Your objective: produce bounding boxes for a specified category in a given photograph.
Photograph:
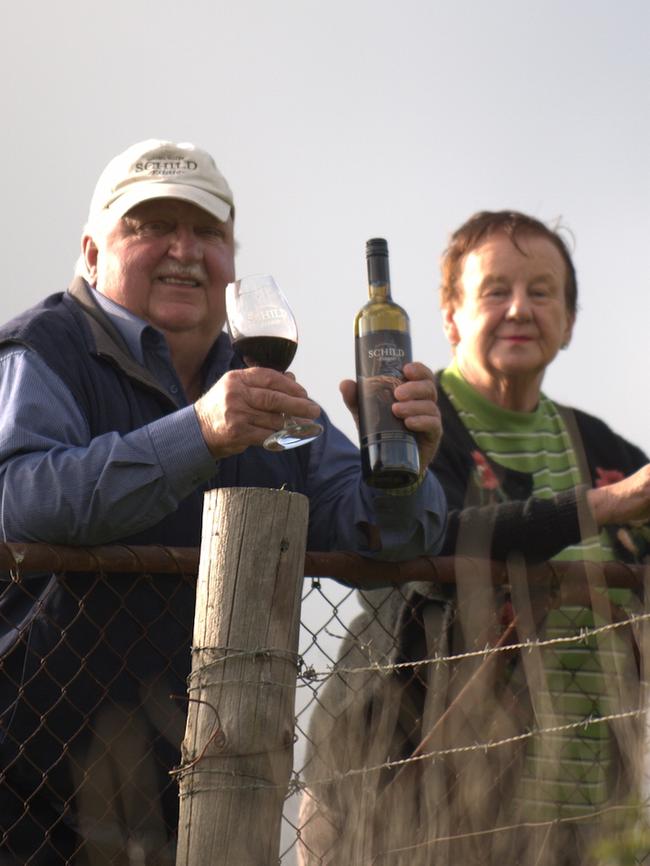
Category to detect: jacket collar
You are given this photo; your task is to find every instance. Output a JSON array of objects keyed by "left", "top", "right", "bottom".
[{"left": 67, "top": 277, "right": 172, "bottom": 401}]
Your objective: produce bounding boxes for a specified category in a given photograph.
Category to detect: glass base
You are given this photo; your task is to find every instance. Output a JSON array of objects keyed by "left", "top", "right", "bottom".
[{"left": 263, "top": 419, "right": 324, "bottom": 451}]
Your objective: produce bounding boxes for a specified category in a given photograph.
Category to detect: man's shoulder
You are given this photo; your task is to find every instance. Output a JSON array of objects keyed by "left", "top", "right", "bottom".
[
  {"left": 0, "top": 290, "right": 85, "bottom": 345},
  {"left": 0, "top": 289, "right": 100, "bottom": 404}
]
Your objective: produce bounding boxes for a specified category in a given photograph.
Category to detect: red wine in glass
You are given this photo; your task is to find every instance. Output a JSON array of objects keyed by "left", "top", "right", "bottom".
[
  {"left": 232, "top": 336, "right": 297, "bottom": 373},
  {"left": 226, "top": 274, "right": 323, "bottom": 451}
]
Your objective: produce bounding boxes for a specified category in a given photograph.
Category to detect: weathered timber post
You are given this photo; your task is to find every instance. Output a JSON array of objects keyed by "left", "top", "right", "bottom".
[{"left": 175, "top": 487, "right": 309, "bottom": 866}]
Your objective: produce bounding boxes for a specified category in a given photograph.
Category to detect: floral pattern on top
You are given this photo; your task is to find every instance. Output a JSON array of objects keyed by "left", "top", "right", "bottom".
[
  {"left": 470, "top": 450, "right": 507, "bottom": 504},
  {"left": 595, "top": 466, "right": 625, "bottom": 488}
]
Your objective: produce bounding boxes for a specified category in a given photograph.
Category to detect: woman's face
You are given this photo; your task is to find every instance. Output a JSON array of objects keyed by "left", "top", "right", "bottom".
[{"left": 443, "top": 231, "right": 575, "bottom": 404}]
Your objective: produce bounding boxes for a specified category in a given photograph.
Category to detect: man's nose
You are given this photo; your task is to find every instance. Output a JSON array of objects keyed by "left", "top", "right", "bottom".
[{"left": 167, "top": 226, "right": 202, "bottom": 261}]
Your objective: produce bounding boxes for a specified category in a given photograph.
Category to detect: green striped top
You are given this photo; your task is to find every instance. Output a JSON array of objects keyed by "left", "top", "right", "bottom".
[
  {"left": 441, "top": 360, "right": 614, "bottom": 562},
  {"left": 441, "top": 361, "right": 633, "bottom": 820}
]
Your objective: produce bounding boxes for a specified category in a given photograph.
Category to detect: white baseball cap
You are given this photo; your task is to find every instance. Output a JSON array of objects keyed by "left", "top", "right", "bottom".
[{"left": 87, "top": 139, "right": 234, "bottom": 225}]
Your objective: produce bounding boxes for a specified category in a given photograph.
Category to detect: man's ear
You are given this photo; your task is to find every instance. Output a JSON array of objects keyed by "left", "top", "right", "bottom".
[
  {"left": 81, "top": 235, "right": 99, "bottom": 286},
  {"left": 442, "top": 306, "right": 460, "bottom": 346}
]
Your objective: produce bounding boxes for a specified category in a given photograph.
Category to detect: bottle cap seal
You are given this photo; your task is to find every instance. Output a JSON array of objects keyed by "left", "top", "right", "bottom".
[{"left": 366, "top": 238, "right": 388, "bottom": 258}]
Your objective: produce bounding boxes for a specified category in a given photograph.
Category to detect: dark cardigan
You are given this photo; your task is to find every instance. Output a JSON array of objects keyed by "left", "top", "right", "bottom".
[{"left": 432, "top": 373, "right": 649, "bottom": 564}]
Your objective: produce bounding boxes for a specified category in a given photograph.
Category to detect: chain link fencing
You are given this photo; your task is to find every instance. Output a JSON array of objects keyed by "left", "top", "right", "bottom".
[
  {"left": 292, "top": 557, "right": 650, "bottom": 866},
  {"left": 0, "top": 543, "right": 648, "bottom": 865}
]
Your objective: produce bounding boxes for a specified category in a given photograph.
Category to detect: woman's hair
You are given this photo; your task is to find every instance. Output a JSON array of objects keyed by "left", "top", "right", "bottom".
[{"left": 439, "top": 210, "right": 578, "bottom": 316}]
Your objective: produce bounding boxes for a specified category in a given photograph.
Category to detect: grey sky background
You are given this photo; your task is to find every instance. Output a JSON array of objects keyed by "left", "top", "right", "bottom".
[
  {"left": 1, "top": 0, "right": 647, "bottom": 454},
  {"left": 1, "top": 4, "right": 647, "bottom": 858}
]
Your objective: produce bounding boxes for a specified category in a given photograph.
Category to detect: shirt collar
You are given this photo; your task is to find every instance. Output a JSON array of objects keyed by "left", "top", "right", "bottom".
[
  {"left": 91, "top": 288, "right": 151, "bottom": 365},
  {"left": 88, "top": 283, "right": 236, "bottom": 383}
]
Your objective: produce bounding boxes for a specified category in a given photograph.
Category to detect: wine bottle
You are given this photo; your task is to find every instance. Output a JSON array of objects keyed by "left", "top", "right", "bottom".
[{"left": 355, "top": 238, "right": 420, "bottom": 488}]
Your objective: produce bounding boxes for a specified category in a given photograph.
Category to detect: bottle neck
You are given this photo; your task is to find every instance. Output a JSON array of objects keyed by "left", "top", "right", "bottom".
[{"left": 367, "top": 254, "right": 392, "bottom": 300}]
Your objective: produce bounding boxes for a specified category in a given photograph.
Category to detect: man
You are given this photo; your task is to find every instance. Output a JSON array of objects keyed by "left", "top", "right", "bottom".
[{"left": 0, "top": 140, "right": 446, "bottom": 864}]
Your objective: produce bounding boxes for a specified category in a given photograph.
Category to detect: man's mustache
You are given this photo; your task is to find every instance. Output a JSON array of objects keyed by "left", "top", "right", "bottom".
[{"left": 153, "top": 263, "right": 208, "bottom": 283}]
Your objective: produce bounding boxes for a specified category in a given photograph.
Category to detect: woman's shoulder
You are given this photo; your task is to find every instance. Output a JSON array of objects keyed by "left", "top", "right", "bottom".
[
  {"left": 434, "top": 369, "right": 474, "bottom": 449},
  {"left": 555, "top": 401, "right": 648, "bottom": 472}
]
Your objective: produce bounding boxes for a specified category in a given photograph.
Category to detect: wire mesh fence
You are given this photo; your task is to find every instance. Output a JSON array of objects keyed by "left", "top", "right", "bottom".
[
  {"left": 293, "top": 559, "right": 650, "bottom": 866},
  {"left": 0, "top": 543, "right": 199, "bottom": 866},
  {"left": 0, "top": 543, "right": 648, "bottom": 865}
]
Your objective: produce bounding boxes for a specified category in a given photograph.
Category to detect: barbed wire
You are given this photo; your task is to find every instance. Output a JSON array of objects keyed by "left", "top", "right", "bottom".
[
  {"left": 175, "top": 647, "right": 645, "bottom": 796},
  {"left": 297, "top": 608, "right": 650, "bottom": 683},
  {"left": 328, "top": 708, "right": 644, "bottom": 778},
  {"left": 173, "top": 705, "right": 647, "bottom": 798}
]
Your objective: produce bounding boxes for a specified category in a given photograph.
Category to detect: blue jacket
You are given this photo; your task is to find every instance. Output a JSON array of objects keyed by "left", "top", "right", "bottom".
[{"left": 0, "top": 281, "right": 445, "bottom": 855}]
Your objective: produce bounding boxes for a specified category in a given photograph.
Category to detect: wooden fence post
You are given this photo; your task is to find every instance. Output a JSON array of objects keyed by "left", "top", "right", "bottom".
[{"left": 175, "top": 486, "right": 309, "bottom": 866}]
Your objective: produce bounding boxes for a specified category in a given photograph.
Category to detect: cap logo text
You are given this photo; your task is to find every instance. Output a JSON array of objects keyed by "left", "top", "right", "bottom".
[{"left": 134, "top": 159, "right": 198, "bottom": 176}]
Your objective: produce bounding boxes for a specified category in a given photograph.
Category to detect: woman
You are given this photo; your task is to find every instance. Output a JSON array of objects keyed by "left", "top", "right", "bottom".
[
  {"left": 424, "top": 210, "right": 650, "bottom": 864},
  {"left": 434, "top": 210, "right": 649, "bottom": 567},
  {"left": 299, "top": 212, "right": 650, "bottom": 866}
]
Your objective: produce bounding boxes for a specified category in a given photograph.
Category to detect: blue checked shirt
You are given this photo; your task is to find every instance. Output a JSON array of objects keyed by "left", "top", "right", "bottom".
[{"left": 0, "top": 287, "right": 446, "bottom": 557}]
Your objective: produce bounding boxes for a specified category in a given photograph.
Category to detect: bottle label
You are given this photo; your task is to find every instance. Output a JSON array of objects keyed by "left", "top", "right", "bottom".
[{"left": 356, "top": 330, "right": 412, "bottom": 440}]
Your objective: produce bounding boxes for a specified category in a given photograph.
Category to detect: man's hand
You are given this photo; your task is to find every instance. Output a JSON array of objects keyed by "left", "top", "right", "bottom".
[
  {"left": 340, "top": 361, "right": 442, "bottom": 470},
  {"left": 195, "top": 368, "right": 321, "bottom": 459},
  {"left": 587, "top": 464, "right": 650, "bottom": 527}
]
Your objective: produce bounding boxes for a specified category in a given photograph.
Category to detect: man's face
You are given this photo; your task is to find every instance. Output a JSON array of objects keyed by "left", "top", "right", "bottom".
[
  {"left": 443, "top": 231, "right": 574, "bottom": 399},
  {"left": 83, "top": 198, "right": 236, "bottom": 343}
]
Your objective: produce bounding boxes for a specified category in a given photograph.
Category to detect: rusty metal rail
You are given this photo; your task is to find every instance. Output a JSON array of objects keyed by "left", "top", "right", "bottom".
[{"left": 0, "top": 542, "right": 646, "bottom": 592}]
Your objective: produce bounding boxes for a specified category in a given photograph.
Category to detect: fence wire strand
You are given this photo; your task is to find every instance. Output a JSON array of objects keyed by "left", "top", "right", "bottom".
[{"left": 1, "top": 544, "right": 649, "bottom": 866}]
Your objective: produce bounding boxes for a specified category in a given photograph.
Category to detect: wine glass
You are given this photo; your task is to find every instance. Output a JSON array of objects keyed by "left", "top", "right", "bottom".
[{"left": 226, "top": 274, "right": 323, "bottom": 451}]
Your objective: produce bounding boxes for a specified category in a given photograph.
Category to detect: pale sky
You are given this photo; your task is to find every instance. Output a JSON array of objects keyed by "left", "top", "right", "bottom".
[
  {"left": 1, "top": 3, "right": 648, "bottom": 859},
  {"left": 1, "top": 0, "right": 647, "bottom": 452}
]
